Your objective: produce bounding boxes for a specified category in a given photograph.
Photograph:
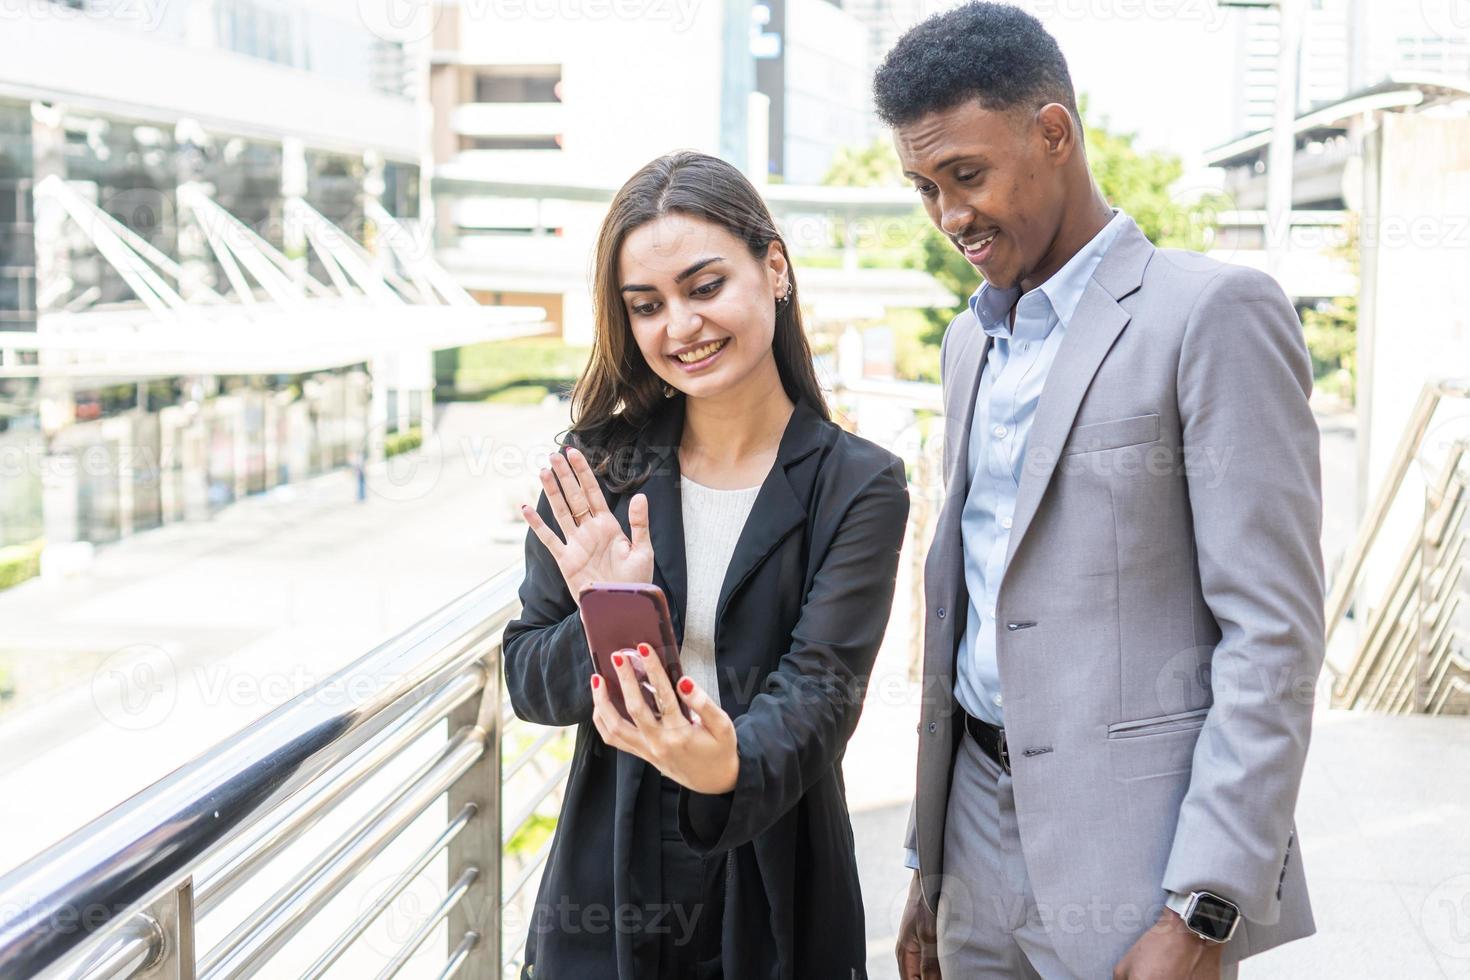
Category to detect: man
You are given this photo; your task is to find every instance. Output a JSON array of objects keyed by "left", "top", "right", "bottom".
[{"left": 876, "top": 5, "right": 1325, "bottom": 978}]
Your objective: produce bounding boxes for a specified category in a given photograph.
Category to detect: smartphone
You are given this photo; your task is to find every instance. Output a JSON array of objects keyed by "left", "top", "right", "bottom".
[{"left": 579, "top": 582, "right": 689, "bottom": 724}]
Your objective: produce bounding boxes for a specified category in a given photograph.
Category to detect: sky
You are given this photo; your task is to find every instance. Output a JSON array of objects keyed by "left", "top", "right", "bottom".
[{"left": 918, "top": 0, "right": 1243, "bottom": 178}]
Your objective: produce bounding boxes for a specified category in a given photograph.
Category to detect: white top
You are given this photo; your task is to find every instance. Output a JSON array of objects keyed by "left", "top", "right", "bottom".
[{"left": 679, "top": 475, "right": 763, "bottom": 709}]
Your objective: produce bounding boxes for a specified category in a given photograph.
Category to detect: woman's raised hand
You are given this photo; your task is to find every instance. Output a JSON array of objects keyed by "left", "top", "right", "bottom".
[{"left": 520, "top": 446, "right": 654, "bottom": 602}]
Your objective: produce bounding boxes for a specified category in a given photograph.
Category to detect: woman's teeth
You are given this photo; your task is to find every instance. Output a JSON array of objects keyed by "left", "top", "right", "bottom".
[{"left": 675, "top": 339, "right": 726, "bottom": 363}]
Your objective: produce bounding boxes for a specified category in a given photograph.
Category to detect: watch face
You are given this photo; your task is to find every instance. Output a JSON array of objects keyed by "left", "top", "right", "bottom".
[{"left": 1188, "top": 893, "right": 1240, "bottom": 943}]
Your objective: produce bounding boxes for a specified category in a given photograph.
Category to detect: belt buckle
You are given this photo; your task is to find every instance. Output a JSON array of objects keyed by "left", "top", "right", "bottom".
[{"left": 997, "top": 728, "right": 1011, "bottom": 774}]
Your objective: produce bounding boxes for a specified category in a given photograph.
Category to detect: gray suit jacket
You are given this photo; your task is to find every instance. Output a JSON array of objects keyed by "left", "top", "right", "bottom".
[{"left": 906, "top": 216, "right": 1324, "bottom": 975}]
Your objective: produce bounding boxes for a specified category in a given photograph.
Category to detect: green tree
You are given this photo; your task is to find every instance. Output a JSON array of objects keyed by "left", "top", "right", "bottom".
[
  {"left": 823, "top": 96, "right": 1227, "bottom": 345},
  {"left": 1301, "top": 219, "right": 1358, "bottom": 401}
]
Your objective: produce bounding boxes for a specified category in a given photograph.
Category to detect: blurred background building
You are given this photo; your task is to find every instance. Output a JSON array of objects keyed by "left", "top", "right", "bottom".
[
  {"left": 0, "top": 0, "right": 546, "bottom": 564},
  {"left": 0, "top": 1, "right": 1468, "bottom": 976}
]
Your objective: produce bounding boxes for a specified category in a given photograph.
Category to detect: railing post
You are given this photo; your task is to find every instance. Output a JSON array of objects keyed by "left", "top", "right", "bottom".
[
  {"left": 1416, "top": 481, "right": 1435, "bottom": 713},
  {"left": 448, "top": 648, "right": 504, "bottom": 978},
  {"left": 116, "top": 876, "right": 194, "bottom": 980}
]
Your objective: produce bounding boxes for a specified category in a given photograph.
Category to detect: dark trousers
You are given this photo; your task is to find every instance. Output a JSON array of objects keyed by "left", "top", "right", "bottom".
[{"left": 657, "top": 775, "right": 725, "bottom": 980}]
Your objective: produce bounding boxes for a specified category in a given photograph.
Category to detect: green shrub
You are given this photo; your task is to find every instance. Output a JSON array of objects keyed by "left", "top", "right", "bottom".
[
  {"left": 0, "top": 539, "right": 43, "bottom": 592},
  {"left": 435, "top": 338, "right": 591, "bottom": 402},
  {"left": 384, "top": 427, "right": 422, "bottom": 459}
]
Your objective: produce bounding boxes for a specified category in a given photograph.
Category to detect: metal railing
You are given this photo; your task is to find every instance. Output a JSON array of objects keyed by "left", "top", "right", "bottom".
[
  {"left": 0, "top": 566, "right": 570, "bottom": 979},
  {"left": 1328, "top": 378, "right": 1470, "bottom": 713}
]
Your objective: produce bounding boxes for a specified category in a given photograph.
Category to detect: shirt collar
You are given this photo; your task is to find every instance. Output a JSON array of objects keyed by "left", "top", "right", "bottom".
[{"left": 968, "top": 208, "right": 1130, "bottom": 338}]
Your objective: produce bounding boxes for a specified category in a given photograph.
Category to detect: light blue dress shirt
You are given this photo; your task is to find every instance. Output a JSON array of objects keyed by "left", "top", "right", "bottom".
[
  {"left": 954, "top": 208, "right": 1129, "bottom": 727},
  {"left": 904, "top": 212, "right": 1196, "bottom": 917},
  {"left": 903, "top": 210, "right": 1129, "bottom": 876}
]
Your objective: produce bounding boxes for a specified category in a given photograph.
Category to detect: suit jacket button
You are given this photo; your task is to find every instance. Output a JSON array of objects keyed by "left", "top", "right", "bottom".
[
  {"left": 937, "top": 607, "right": 946, "bottom": 619},
  {"left": 927, "top": 722, "right": 937, "bottom": 734}
]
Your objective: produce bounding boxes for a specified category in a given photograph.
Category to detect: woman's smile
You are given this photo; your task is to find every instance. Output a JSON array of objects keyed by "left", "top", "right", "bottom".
[{"left": 670, "top": 336, "right": 730, "bottom": 371}]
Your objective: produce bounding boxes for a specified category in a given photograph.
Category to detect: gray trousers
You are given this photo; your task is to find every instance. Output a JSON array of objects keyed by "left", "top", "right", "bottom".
[{"left": 937, "top": 732, "right": 1239, "bottom": 979}]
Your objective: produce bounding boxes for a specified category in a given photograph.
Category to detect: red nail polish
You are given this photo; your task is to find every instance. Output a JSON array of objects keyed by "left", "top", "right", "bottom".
[
  {"left": 591, "top": 674, "right": 601, "bottom": 689},
  {"left": 638, "top": 643, "right": 652, "bottom": 658},
  {"left": 612, "top": 653, "right": 624, "bottom": 668},
  {"left": 679, "top": 677, "right": 694, "bottom": 696}
]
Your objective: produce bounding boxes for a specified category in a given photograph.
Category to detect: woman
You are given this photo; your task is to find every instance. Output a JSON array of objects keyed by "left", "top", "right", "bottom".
[{"left": 503, "top": 150, "right": 909, "bottom": 980}]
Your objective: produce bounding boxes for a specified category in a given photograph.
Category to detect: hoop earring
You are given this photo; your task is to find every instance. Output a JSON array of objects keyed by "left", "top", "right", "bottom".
[
  {"left": 663, "top": 383, "right": 677, "bottom": 398},
  {"left": 775, "top": 280, "right": 793, "bottom": 311}
]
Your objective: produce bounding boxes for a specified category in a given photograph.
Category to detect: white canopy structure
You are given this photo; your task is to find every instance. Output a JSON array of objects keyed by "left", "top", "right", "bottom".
[{"left": 0, "top": 177, "right": 547, "bottom": 381}]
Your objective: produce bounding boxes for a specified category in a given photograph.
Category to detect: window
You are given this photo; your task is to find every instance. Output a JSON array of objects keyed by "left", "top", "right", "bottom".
[
  {"left": 471, "top": 66, "right": 562, "bottom": 104},
  {"left": 459, "top": 135, "right": 562, "bottom": 151}
]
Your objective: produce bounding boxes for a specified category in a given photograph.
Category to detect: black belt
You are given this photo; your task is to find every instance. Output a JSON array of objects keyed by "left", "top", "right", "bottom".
[{"left": 964, "top": 710, "right": 1011, "bottom": 774}]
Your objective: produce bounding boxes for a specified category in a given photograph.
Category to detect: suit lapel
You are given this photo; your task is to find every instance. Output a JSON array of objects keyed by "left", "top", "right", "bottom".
[
  {"left": 635, "top": 397, "right": 828, "bottom": 642},
  {"left": 715, "top": 399, "right": 824, "bottom": 622},
  {"left": 942, "top": 323, "right": 990, "bottom": 513},
  {"left": 636, "top": 400, "right": 689, "bottom": 644},
  {"left": 1000, "top": 218, "right": 1154, "bottom": 572}
]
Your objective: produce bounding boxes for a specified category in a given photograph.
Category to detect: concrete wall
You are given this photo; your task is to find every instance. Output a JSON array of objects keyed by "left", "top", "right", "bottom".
[{"left": 1356, "top": 111, "right": 1470, "bottom": 596}]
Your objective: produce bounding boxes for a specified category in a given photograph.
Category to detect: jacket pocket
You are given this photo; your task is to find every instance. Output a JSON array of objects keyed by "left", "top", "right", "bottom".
[
  {"left": 1106, "top": 706, "right": 1210, "bottom": 739},
  {"left": 1062, "top": 412, "right": 1160, "bottom": 455}
]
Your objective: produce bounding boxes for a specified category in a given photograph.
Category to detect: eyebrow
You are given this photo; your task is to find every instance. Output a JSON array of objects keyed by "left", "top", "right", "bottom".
[
  {"left": 620, "top": 256, "right": 724, "bottom": 293},
  {"left": 902, "top": 154, "right": 985, "bottom": 180}
]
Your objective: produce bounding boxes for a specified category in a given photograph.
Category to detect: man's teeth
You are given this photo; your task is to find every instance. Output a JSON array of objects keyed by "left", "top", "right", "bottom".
[
  {"left": 964, "top": 233, "right": 996, "bottom": 251},
  {"left": 676, "top": 340, "right": 725, "bottom": 363}
]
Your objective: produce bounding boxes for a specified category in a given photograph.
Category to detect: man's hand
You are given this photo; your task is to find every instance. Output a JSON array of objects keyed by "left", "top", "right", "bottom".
[
  {"left": 1113, "top": 909, "right": 1223, "bottom": 980},
  {"left": 895, "top": 871, "right": 941, "bottom": 980}
]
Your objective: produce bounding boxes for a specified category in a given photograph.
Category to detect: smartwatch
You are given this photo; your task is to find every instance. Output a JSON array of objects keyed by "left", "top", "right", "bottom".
[{"left": 1180, "top": 891, "right": 1241, "bottom": 944}]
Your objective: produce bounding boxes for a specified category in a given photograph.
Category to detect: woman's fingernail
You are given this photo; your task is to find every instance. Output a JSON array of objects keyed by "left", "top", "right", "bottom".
[
  {"left": 591, "top": 674, "right": 601, "bottom": 690},
  {"left": 612, "top": 653, "right": 624, "bottom": 668},
  {"left": 637, "top": 643, "right": 652, "bottom": 658},
  {"left": 679, "top": 677, "right": 694, "bottom": 696}
]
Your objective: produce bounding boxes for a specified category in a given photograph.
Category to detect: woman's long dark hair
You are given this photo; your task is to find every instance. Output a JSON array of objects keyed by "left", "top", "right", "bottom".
[{"left": 565, "top": 150, "right": 829, "bottom": 492}]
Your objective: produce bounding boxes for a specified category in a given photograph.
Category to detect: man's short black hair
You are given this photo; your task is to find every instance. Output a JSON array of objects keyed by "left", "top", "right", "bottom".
[{"left": 873, "top": 2, "right": 1078, "bottom": 129}]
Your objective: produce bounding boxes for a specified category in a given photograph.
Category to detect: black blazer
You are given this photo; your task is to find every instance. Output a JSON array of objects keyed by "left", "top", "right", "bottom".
[{"left": 504, "top": 396, "right": 909, "bottom": 980}]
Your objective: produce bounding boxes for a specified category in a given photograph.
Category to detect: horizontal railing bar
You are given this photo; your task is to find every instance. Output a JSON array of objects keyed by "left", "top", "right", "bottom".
[
  {"left": 502, "top": 727, "right": 564, "bottom": 784},
  {"left": 502, "top": 837, "right": 556, "bottom": 907},
  {"left": 197, "top": 666, "right": 485, "bottom": 916},
  {"left": 437, "top": 930, "right": 479, "bottom": 980},
  {"left": 199, "top": 728, "right": 487, "bottom": 979},
  {"left": 503, "top": 760, "right": 574, "bottom": 842},
  {"left": 505, "top": 930, "right": 530, "bottom": 975},
  {"left": 64, "top": 915, "right": 159, "bottom": 980},
  {"left": 1430, "top": 674, "right": 1470, "bottom": 714},
  {"left": 375, "top": 867, "right": 478, "bottom": 980},
  {"left": 301, "top": 803, "right": 478, "bottom": 980},
  {"left": 0, "top": 567, "right": 522, "bottom": 978},
  {"left": 1324, "top": 379, "right": 1470, "bottom": 674}
]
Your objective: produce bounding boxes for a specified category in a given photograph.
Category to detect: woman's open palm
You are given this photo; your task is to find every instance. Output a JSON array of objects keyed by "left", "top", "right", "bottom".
[{"left": 520, "top": 446, "right": 654, "bottom": 601}]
